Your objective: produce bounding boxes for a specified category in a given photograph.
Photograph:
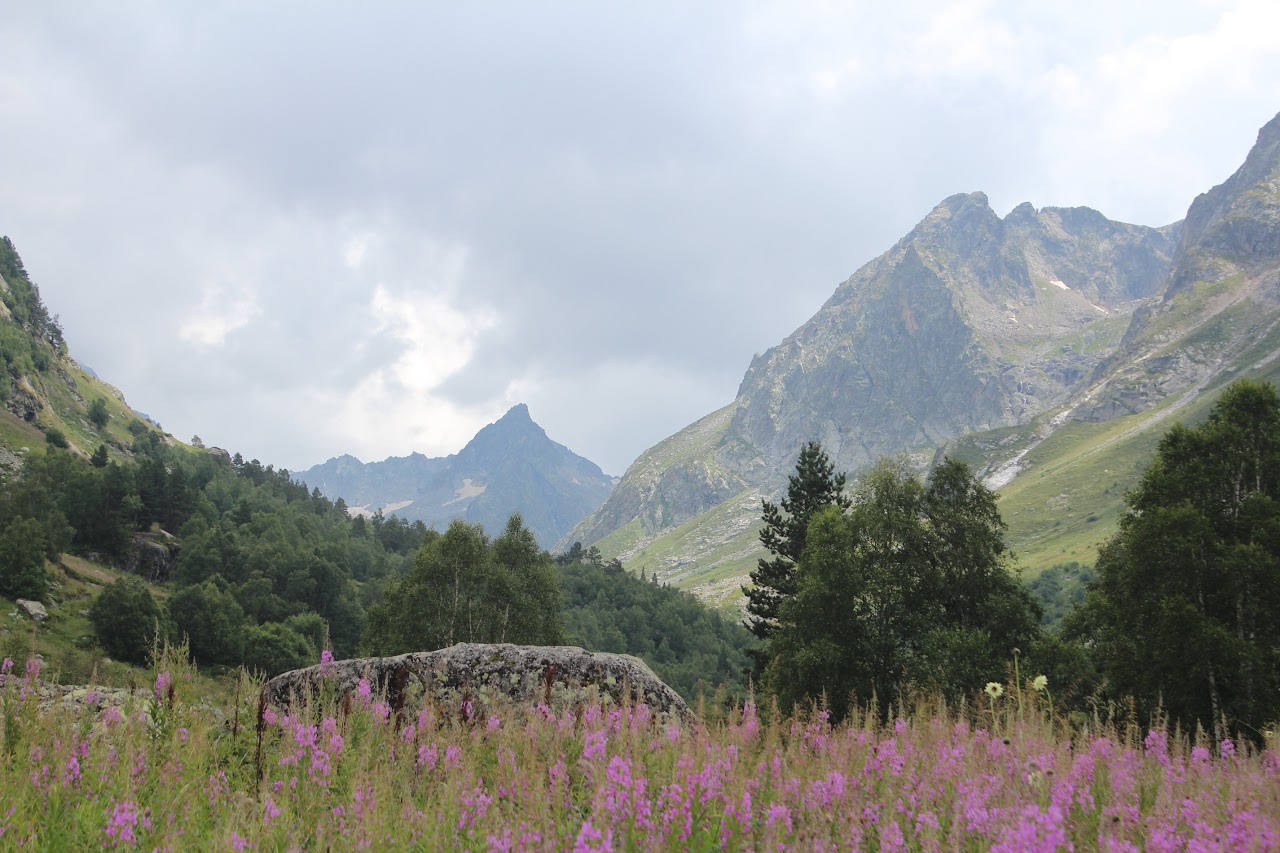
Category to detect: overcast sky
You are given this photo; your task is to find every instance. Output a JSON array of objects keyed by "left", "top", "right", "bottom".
[{"left": 2, "top": 2, "right": 1279, "bottom": 476}]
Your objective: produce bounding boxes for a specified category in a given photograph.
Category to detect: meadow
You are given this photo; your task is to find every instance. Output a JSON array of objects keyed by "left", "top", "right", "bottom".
[{"left": 1, "top": 649, "right": 1277, "bottom": 851}]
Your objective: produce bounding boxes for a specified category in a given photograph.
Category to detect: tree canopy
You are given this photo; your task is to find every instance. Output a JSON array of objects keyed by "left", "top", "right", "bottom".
[
  {"left": 363, "top": 515, "right": 564, "bottom": 656},
  {"left": 1069, "top": 379, "right": 1280, "bottom": 739},
  {"left": 766, "top": 456, "right": 1040, "bottom": 720}
]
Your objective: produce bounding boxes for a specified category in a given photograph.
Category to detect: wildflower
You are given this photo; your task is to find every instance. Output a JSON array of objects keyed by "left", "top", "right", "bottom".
[
  {"left": 985, "top": 682, "right": 1004, "bottom": 699},
  {"left": 1032, "top": 675, "right": 1048, "bottom": 692},
  {"left": 154, "top": 671, "right": 172, "bottom": 702},
  {"left": 105, "top": 800, "right": 152, "bottom": 847}
]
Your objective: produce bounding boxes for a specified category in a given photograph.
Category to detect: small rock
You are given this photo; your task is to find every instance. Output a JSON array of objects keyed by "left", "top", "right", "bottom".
[{"left": 16, "top": 600, "right": 48, "bottom": 622}]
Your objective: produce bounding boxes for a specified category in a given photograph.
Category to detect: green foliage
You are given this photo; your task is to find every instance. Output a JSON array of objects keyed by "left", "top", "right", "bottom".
[
  {"left": 86, "top": 397, "right": 109, "bottom": 430},
  {"left": 1026, "top": 562, "right": 1094, "bottom": 629},
  {"left": 767, "top": 456, "right": 1041, "bottom": 720},
  {"left": 559, "top": 558, "right": 758, "bottom": 702},
  {"left": 744, "top": 441, "right": 851, "bottom": 642},
  {"left": 44, "top": 427, "right": 68, "bottom": 449},
  {"left": 0, "top": 517, "right": 48, "bottom": 599},
  {"left": 363, "top": 515, "right": 564, "bottom": 656},
  {"left": 89, "top": 576, "right": 167, "bottom": 665},
  {"left": 1069, "top": 379, "right": 1280, "bottom": 738},
  {"left": 0, "top": 236, "right": 63, "bottom": 365},
  {"left": 90, "top": 444, "right": 110, "bottom": 468},
  {"left": 242, "top": 622, "right": 316, "bottom": 677},
  {"left": 169, "top": 577, "right": 249, "bottom": 666}
]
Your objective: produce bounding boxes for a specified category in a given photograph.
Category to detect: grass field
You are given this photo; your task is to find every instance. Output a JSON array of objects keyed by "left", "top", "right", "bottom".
[{"left": 1, "top": 647, "right": 1276, "bottom": 850}]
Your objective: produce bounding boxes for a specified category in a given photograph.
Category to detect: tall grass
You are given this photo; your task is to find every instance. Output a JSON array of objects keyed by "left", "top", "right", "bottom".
[{"left": 1, "top": 647, "right": 1276, "bottom": 850}]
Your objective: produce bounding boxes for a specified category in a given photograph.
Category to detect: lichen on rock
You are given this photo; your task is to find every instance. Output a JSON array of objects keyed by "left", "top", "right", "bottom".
[{"left": 261, "top": 642, "right": 696, "bottom": 725}]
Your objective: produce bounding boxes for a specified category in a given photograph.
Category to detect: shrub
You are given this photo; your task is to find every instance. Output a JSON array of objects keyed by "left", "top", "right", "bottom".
[
  {"left": 0, "top": 517, "right": 48, "bottom": 599},
  {"left": 89, "top": 575, "right": 168, "bottom": 665}
]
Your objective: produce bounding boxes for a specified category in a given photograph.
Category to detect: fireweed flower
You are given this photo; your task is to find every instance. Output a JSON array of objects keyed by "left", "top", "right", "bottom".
[{"left": 985, "top": 682, "right": 1004, "bottom": 699}]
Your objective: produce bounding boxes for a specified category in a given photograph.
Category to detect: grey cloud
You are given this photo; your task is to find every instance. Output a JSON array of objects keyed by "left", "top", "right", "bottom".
[{"left": 2, "top": 3, "right": 1278, "bottom": 476}]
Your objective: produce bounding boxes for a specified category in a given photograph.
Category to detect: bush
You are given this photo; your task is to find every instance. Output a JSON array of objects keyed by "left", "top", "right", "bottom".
[
  {"left": 89, "top": 576, "right": 168, "bottom": 665},
  {"left": 44, "top": 427, "right": 69, "bottom": 449},
  {"left": 242, "top": 623, "right": 316, "bottom": 677},
  {"left": 87, "top": 397, "right": 109, "bottom": 430}
]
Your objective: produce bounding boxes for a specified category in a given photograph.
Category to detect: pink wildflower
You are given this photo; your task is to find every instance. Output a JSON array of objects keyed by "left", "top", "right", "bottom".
[
  {"left": 104, "top": 800, "right": 151, "bottom": 848},
  {"left": 153, "top": 671, "right": 172, "bottom": 702},
  {"left": 573, "top": 819, "right": 613, "bottom": 853}
]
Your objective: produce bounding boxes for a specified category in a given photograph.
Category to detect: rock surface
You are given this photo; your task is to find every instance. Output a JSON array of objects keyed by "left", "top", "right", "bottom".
[
  {"left": 262, "top": 643, "right": 694, "bottom": 724},
  {"left": 16, "top": 599, "right": 47, "bottom": 621}
]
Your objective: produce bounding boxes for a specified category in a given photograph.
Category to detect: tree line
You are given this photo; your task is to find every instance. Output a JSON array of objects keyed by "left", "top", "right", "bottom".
[{"left": 745, "top": 379, "right": 1280, "bottom": 741}]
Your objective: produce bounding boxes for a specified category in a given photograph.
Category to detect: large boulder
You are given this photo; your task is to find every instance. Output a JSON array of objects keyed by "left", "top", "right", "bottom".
[
  {"left": 122, "top": 533, "right": 179, "bottom": 582},
  {"left": 16, "top": 599, "right": 48, "bottom": 622},
  {"left": 261, "top": 643, "right": 695, "bottom": 724}
]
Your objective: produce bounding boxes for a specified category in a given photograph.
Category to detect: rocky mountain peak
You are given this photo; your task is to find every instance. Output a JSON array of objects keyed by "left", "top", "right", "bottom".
[
  {"left": 295, "top": 405, "right": 613, "bottom": 548},
  {"left": 1167, "top": 110, "right": 1280, "bottom": 295}
]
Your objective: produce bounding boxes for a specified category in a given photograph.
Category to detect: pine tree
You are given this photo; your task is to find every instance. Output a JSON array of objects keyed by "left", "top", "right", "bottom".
[{"left": 744, "top": 441, "right": 851, "bottom": 642}]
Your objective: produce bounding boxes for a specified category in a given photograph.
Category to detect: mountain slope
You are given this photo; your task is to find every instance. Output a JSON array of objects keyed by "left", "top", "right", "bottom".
[
  {"left": 563, "top": 193, "right": 1177, "bottom": 600},
  {"left": 294, "top": 405, "right": 615, "bottom": 549},
  {"left": 961, "top": 109, "right": 1280, "bottom": 570}
]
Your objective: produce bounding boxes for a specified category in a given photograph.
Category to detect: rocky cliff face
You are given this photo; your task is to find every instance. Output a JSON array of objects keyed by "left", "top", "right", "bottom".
[
  {"left": 1073, "top": 111, "right": 1280, "bottom": 423},
  {"left": 295, "top": 405, "right": 615, "bottom": 549},
  {"left": 565, "top": 191, "right": 1177, "bottom": 560}
]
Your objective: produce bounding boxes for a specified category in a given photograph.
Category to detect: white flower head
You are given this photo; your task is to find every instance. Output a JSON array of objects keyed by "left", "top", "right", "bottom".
[
  {"left": 1032, "top": 675, "right": 1049, "bottom": 692},
  {"left": 984, "top": 682, "right": 1004, "bottom": 699}
]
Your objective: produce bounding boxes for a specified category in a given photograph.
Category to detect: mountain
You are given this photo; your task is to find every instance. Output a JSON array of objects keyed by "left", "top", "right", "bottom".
[
  {"left": 293, "top": 404, "right": 616, "bottom": 549},
  {"left": 957, "top": 109, "right": 1280, "bottom": 572},
  {"left": 565, "top": 111, "right": 1280, "bottom": 609},
  {"left": 0, "top": 237, "right": 166, "bottom": 473}
]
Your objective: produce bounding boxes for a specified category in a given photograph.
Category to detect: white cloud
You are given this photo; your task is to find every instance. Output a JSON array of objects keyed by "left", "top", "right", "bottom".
[{"left": 178, "top": 282, "right": 261, "bottom": 346}]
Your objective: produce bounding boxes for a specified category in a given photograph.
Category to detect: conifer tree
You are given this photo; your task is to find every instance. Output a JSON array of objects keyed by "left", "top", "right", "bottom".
[{"left": 744, "top": 441, "right": 850, "bottom": 642}]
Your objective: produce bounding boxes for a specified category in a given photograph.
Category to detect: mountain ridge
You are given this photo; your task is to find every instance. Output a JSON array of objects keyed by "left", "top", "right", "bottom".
[
  {"left": 294, "top": 404, "right": 615, "bottom": 549},
  {"left": 564, "top": 110, "right": 1280, "bottom": 610}
]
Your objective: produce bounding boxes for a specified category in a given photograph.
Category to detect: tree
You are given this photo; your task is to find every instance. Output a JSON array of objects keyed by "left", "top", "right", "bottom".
[
  {"left": 0, "top": 518, "right": 49, "bottom": 599},
  {"left": 90, "top": 444, "right": 110, "bottom": 469},
  {"left": 490, "top": 514, "right": 565, "bottom": 645},
  {"left": 363, "top": 516, "right": 565, "bottom": 655},
  {"left": 767, "top": 457, "right": 1039, "bottom": 720},
  {"left": 90, "top": 576, "right": 167, "bottom": 665},
  {"left": 87, "top": 397, "right": 109, "bottom": 430},
  {"left": 744, "top": 441, "right": 851, "bottom": 642},
  {"left": 169, "top": 577, "right": 250, "bottom": 666},
  {"left": 1069, "top": 379, "right": 1280, "bottom": 739}
]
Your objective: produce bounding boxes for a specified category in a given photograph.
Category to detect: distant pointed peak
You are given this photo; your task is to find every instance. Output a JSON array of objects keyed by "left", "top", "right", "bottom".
[{"left": 500, "top": 403, "right": 532, "bottom": 421}]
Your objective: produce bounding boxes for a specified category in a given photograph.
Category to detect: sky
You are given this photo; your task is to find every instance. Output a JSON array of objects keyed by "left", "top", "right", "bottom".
[{"left": 2, "top": 2, "right": 1279, "bottom": 477}]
